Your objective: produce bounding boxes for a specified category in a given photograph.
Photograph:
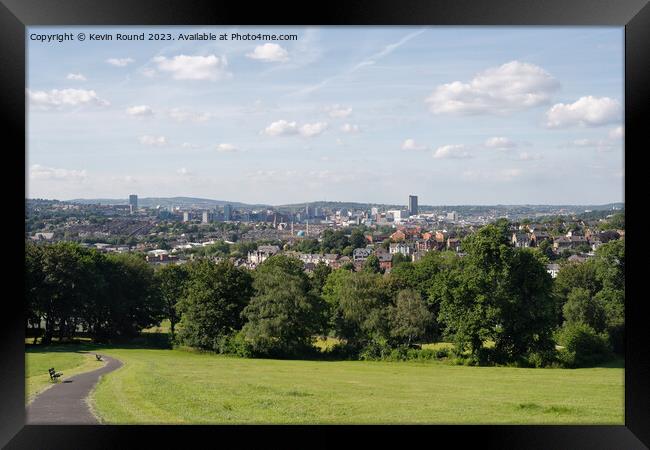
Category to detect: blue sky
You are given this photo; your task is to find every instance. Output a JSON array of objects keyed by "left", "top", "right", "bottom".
[{"left": 27, "top": 26, "right": 624, "bottom": 205}]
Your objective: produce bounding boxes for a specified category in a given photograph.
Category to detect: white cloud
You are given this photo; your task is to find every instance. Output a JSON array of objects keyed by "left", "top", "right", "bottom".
[
  {"left": 176, "top": 167, "right": 192, "bottom": 176},
  {"left": 66, "top": 73, "right": 86, "bottom": 81},
  {"left": 263, "top": 120, "right": 299, "bottom": 136},
  {"left": 246, "top": 43, "right": 289, "bottom": 62},
  {"left": 29, "top": 164, "right": 87, "bottom": 181},
  {"left": 168, "top": 108, "right": 210, "bottom": 122},
  {"left": 426, "top": 61, "right": 560, "bottom": 115},
  {"left": 27, "top": 88, "right": 109, "bottom": 109},
  {"left": 300, "top": 122, "right": 328, "bottom": 137},
  {"left": 432, "top": 144, "right": 471, "bottom": 159},
  {"left": 126, "top": 105, "right": 154, "bottom": 117},
  {"left": 216, "top": 143, "right": 238, "bottom": 153},
  {"left": 545, "top": 96, "right": 622, "bottom": 128},
  {"left": 181, "top": 142, "right": 201, "bottom": 149},
  {"left": 262, "top": 120, "right": 328, "bottom": 137},
  {"left": 485, "top": 137, "right": 517, "bottom": 149},
  {"left": 340, "top": 123, "right": 360, "bottom": 133},
  {"left": 152, "top": 54, "right": 229, "bottom": 81},
  {"left": 609, "top": 126, "right": 624, "bottom": 139},
  {"left": 106, "top": 57, "right": 135, "bottom": 67},
  {"left": 138, "top": 135, "right": 167, "bottom": 146},
  {"left": 327, "top": 105, "right": 352, "bottom": 118},
  {"left": 401, "top": 138, "right": 427, "bottom": 151}
]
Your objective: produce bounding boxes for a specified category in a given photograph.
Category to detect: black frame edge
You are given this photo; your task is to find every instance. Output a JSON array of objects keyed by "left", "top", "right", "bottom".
[{"left": 1, "top": 0, "right": 648, "bottom": 448}]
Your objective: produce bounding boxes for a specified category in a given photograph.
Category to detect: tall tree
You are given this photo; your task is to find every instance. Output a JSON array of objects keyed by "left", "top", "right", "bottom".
[
  {"left": 155, "top": 264, "right": 189, "bottom": 337},
  {"left": 241, "top": 255, "right": 325, "bottom": 356},
  {"left": 310, "top": 261, "right": 332, "bottom": 294},
  {"left": 363, "top": 254, "right": 382, "bottom": 274},
  {"left": 329, "top": 271, "right": 391, "bottom": 349},
  {"left": 495, "top": 248, "right": 557, "bottom": 360},
  {"left": 389, "top": 289, "right": 433, "bottom": 347},
  {"left": 177, "top": 259, "right": 253, "bottom": 350},
  {"left": 350, "top": 228, "right": 367, "bottom": 249}
]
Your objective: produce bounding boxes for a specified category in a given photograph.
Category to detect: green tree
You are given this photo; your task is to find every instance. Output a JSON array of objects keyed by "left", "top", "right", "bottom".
[
  {"left": 495, "top": 249, "right": 557, "bottom": 360},
  {"left": 177, "top": 260, "right": 253, "bottom": 350},
  {"left": 391, "top": 253, "right": 410, "bottom": 267},
  {"left": 562, "top": 287, "right": 607, "bottom": 332},
  {"left": 330, "top": 271, "right": 391, "bottom": 349},
  {"left": 241, "top": 255, "right": 326, "bottom": 356},
  {"left": 363, "top": 254, "right": 382, "bottom": 274},
  {"left": 389, "top": 289, "right": 433, "bottom": 347},
  {"left": 555, "top": 322, "right": 612, "bottom": 368},
  {"left": 295, "top": 238, "right": 320, "bottom": 254},
  {"left": 37, "top": 242, "right": 101, "bottom": 343},
  {"left": 310, "top": 261, "right": 332, "bottom": 294},
  {"left": 350, "top": 228, "right": 367, "bottom": 249},
  {"left": 321, "top": 229, "right": 350, "bottom": 253},
  {"left": 155, "top": 264, "right": 189, "bottom": 337},
  {"left": 25, "top": 242, "right": 45, "bottom": 334},
  {"left": 231, "top": 241, "right": 257, "bottom": 258},
  {"left": 537, "top": 239, "right": 554, "bottom": 260},
  {"left": 93, "top": 253, "right": 162, "bottom": 341},
  {"left": 436, "top": 227, "right": 559, "bottom": 363}
]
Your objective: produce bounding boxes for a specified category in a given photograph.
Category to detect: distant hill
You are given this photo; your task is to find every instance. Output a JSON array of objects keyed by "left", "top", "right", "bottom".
[
  {"left": 59, "top": 197, "right": 624, "bottom": 213},
  {"left": 66, "top": 197, "right": 270, "bottom": 209}
]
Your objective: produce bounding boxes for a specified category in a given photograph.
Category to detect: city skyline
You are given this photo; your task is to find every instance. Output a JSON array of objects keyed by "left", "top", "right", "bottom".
[{"left": 27, "top": 26, "right": 624, "bottom": 205}]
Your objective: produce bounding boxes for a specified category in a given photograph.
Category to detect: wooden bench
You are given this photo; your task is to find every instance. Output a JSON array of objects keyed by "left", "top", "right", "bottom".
[{"left": 48, "top": 367, "right": 62, "bottom": 382}]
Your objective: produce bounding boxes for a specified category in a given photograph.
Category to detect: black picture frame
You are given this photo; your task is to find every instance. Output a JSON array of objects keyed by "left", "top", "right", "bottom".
[{"left": 1, "top": 0, "right": 647, "bottom": 447}]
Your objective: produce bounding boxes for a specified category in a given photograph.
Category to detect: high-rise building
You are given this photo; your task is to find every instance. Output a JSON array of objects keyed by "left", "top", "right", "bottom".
[
  {"left": 408, "top": 195, "right": 418, "bottom": 216},
  {"left": 129, "top": 194, "right": 138, "bottom": 213},
  {"left": 305, "top": 204, "right": 311, "bottom": 219},
  {"left": 224, "top": 204, "right": 232, "bottom": 221},
  {"left": 183, "top": 211, "right": 190, "bottom": 222},
  {"left": 202, "top": 211, "right": 209, "bottom": 224}
]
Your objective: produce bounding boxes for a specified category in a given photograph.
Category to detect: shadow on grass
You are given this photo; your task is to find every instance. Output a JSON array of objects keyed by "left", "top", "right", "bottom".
[
  {"left": 594, "top": 357, "right": 624, "bottom": 369},
  {"left": 25, "top": 332, "right": 173, "bottom": 354}
]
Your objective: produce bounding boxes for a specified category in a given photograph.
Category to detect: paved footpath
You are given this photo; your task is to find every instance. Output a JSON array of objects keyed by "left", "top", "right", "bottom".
[{"left": 26, "top": 354, "right": 123, "bottom": 424}]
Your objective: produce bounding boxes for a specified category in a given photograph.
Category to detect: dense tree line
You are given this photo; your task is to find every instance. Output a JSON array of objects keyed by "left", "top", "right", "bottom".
[
  {"left": 26, "top": 241, "right": 161, "bottom": 343},
  {"left": 26, "top": 222, "right": 624, "bottom": 367}
]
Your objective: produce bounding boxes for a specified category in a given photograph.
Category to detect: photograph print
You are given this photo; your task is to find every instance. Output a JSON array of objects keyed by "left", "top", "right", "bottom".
[{"left": 24, "top": 25, "right": 625, "bottom": 425}]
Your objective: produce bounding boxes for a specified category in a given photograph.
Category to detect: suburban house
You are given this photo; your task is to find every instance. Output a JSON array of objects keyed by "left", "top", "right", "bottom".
[
  {"left": 530, "top": 231, "right": 551, "bottom": 247},
  {"left": 415, "top": 238, "right": 436, "bottom": 252},
  {"left": 323, "top": 253, "right": 340, "bottom": 267},
  {"left": 389, "top": 242, "right": 412, "bottom": 256},
  {"left": 247, "top": 245, "right": 281, "bottom": 265},
  {"left": 447, "top": 237, "right": 461, "bottom": 252},
  {"left": 390, "top": 230, "right": 407, "bottom": 242},
  {"left": 353, "top": 248, "right": 373, "bottom": 262},
  {"left": 376, "top": 252, "right": 392, "bottom": 272},
  {"left": 511, "top": 233, "right": 531, "bottom": 248}
]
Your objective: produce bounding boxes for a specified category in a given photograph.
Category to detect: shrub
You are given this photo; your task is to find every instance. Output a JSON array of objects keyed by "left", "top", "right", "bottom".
[
  {"left": 555, "top": 322, "right": 612, "bottom": 368},
  {"left": 212, "top": 331, "right": 252, "bottom": 358},
  {"left": 358, "top": 338, "right": 393, "bottom": 361},
  {"left": 525, "top": 350, "right": 558, "bottom": 368}
]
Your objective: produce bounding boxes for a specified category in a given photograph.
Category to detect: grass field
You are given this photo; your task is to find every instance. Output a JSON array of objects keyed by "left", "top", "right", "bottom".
[
  {"left": 25, "top": 341, "right": 624, "bottom": 424},
  {"left": 85, "top": 346, "right": 623, "bottom": 424},
  {"left": 25, "top": 346, "right": 105, "bottom": 403}
]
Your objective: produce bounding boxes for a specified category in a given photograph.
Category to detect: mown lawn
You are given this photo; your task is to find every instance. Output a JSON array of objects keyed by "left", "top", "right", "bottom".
[
  {"left": 25, "top": 345, "right": 105, "bottom": 403},
  {"left": 83, "top": 346, "right": 624, "bottom": 425}
]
